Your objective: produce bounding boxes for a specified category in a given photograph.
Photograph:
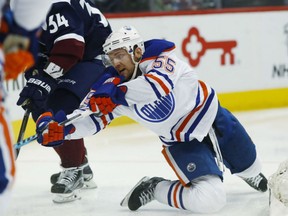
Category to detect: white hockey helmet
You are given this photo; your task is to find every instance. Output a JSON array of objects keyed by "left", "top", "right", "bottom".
[{"left": 103, "top": 26, "right": 145, "bottom": 55}]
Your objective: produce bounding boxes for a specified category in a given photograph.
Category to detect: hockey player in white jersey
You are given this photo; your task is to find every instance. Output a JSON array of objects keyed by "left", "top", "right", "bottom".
[
  {"left": 0, "top": 0, "right": 52, "bottom": 215},
  {"left": 36, "top": 26, "right": 268, "bottom": 213}
]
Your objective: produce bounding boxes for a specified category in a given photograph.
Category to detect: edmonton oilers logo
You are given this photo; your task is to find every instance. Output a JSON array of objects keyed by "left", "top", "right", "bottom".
[{"left": 134, "top": 93, "right": 175, "bottom": 122}]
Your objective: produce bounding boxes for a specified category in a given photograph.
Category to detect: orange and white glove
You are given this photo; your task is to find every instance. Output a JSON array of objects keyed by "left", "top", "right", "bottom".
[
  {"left": 36, "top": 111, "right": 75, "bottom": 147},
  {"left": 88, "top": 76, "right": 128, "bottom": 115},
  {"left": 0, "top": 9, "right": 39, "bottom": 80}
]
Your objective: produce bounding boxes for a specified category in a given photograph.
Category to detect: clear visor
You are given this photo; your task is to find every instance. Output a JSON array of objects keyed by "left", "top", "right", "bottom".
[
  {"left": 101, "top": 54, "right": 112, "bottom": 67},
  {"left": 101, "top": 48, "right": 130, "bottom": 67}
]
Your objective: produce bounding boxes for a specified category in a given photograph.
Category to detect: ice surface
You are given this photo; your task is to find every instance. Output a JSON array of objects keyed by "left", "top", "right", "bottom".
[{"left": 6, "top": 108, "right": 288, "bottom": 216}]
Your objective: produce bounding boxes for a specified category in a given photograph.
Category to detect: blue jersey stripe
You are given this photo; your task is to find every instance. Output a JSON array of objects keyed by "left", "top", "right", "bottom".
[{"left": 184, "top": 89, "right": 215, "bottom": 141}]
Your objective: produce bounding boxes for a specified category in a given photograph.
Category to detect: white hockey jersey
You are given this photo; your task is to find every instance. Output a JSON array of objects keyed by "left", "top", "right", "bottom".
[{"left": 68, "top": 39, "right": 219, "bottom": 145}]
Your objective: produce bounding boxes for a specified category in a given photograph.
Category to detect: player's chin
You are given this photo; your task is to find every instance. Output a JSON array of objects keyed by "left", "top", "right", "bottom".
[{"left": 120, "top": 71, "right": 129, "bottom": 80}]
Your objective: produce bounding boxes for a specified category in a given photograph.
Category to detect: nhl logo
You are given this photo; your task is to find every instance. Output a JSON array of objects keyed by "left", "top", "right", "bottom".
[{"left": 187, "top": 162, "right": 196, "bottom": 172}]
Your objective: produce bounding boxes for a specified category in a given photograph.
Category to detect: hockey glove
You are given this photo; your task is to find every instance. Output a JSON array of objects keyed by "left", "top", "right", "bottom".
[
  {"left": 16, "top": 72, "right": 57, "bottom": 111},
  {"left": 0, "top": 8, "right": 39, "bottom": 80},
  {"left": 79, "top": 67, "right": 119, "bottom": 109},
  {"left": 89, "top": 76, "right": 128, "bottom": 115},
  {"left": 36, "top": 110, "right": 75, "bottom": 147}
]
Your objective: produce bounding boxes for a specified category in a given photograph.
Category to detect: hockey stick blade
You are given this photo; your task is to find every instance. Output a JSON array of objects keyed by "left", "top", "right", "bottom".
[{"left": 13, "top": 108, "right": 97, "bottom": 149}]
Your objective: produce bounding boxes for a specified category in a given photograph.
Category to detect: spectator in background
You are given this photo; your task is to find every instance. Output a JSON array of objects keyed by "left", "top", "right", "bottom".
[
  {"left": 92, "top": 0, "right": 288, "bottom": 13},
  {"left": 92, "top": 0, "right": 149, "bottom": 13},
  {"left": 221, "top": 0, "right": 286, "bottom": 8},
  {"left": 91, "top": 0, "right": 123, "bottom": 13}
]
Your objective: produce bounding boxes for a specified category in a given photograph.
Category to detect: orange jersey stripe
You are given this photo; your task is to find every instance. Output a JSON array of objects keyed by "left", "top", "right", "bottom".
[
  {"left": 145, "top": 74, "right": 170, "bottom": 95},
  {"left": 173, "top": 182, "right": 181, "bottom": 208},
  {"left": 140, "top": 56, "right": 157, "bottom": 63},
  {"left": 162, "top": 147, "right": 186, "bottom": 186},
  {"left": 0, "top": 107, "right": 15, "bottom": 178},
  {"left": 175, "top": 81, "right": 208, "bottom": 141},
  {"left": 140, "top": 46, "right": 175, "bottom": 64}
]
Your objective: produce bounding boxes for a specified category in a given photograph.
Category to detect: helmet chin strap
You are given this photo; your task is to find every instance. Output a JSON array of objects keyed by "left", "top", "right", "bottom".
[
  {"left": 128, "top": 53, "right": 141, "bottom": 81},
  {"left": 128, "top": 62, "right": 139, "bottom": 81}
]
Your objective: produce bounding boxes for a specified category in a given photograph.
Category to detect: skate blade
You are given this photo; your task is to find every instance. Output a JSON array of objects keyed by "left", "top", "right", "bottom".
[
  {"left": 120, "top": 176, "right": 150, "bottom": 207},
  {"left": 82, "top": 180, "right": 97, "bottom": 189},
  {"left": 53, "top": 189, "right": 81, "bottom": 204}
]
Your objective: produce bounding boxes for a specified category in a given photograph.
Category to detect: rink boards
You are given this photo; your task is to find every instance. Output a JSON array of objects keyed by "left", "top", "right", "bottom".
[{"left": 5, "top": 6, "right": 288, "bottom": 139}]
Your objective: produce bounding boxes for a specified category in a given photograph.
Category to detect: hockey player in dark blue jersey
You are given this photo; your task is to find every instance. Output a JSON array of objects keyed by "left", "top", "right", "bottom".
[{"left": 16, "top": 0, "right": 112, "bottom": 203}]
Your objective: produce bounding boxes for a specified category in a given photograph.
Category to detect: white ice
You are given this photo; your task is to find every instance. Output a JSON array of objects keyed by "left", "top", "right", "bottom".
[{"left": 6, "top": 107, "right": 288, "bottom": 216}]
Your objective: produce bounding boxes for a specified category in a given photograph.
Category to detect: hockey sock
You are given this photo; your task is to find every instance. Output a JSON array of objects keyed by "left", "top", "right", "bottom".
[
  {"left": 54, "top": 138, "right": 85, "bottom": 168},
  {"left": 235, "top": 156, "right": 262, "bottom": 179}
]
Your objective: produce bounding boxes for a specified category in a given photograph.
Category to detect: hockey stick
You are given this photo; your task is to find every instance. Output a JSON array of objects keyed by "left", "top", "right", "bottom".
[
  {"left": 13, "top": 108, "right": 95, "bottom": 150},
  {"left": 15, "top": 108, "right": 31, "bottom": 159}
]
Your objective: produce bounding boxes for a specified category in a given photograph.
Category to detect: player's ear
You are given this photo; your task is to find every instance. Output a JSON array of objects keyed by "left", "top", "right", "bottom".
[{"left": 134, "top": 47, "right": 143, "bottom": 61}]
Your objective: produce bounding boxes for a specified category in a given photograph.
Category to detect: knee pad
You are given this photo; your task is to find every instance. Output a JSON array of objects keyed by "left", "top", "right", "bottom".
[{"left": 184, "top": 175, "right": 226, "bottom": 213}]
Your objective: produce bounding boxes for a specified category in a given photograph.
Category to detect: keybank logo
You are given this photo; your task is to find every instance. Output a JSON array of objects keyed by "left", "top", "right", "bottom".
[
  {"left": 134, "top": 93, "right": 175, "bottom": 123},
  {"left": 182, "top": 27, "right": 237, "bottom": 67}
]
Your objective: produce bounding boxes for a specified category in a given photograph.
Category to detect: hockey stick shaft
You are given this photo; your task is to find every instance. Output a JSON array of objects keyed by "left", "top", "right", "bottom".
[
  {"left": 13, "top": 109, "right": 94, "bottom": 149},
  {"left": 15, "top": 108, "right": 31, "bottom": 159}
]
